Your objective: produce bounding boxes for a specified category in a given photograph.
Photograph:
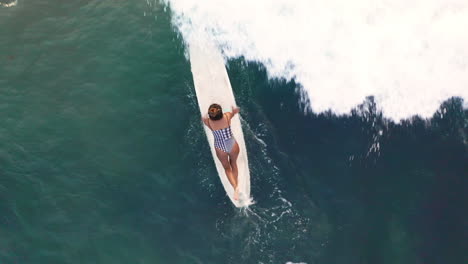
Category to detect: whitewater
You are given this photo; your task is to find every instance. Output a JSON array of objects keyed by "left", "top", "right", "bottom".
[{"left": 163, "top": 0, "right": 468, "bottom": 121}]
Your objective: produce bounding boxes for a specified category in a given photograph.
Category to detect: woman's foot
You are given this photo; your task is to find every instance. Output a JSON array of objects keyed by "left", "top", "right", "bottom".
[{"left": 234, "top": 186, "right": 239, "bottom": 200}]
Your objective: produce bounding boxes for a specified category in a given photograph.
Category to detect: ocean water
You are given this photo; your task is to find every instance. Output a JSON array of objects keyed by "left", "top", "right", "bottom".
[{"left": 0, "top": 1, "right": 467, "bottom": 264}]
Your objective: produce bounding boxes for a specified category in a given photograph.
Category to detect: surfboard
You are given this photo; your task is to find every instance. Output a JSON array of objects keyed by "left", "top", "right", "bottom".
[{"left": 189, "top": 39, "right": 252, "bottom": 207}]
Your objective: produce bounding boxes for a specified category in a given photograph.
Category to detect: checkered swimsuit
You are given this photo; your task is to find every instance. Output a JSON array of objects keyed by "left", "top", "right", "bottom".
[{"left": 212, "top": 126, "right": 233, "bottom": 152}]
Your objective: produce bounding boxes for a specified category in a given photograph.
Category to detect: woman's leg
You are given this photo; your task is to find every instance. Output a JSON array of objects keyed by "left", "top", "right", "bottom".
[
  {"left": 215, "top": 148, "right": 238, "bottom": 199},
  {"left": 228, "top": 142, "right": 240, "bottom": 199}
]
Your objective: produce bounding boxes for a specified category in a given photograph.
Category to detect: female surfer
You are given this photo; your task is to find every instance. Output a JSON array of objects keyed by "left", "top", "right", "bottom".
[{"left": 202, "top": 104, "right": 241, "bottom": 200}]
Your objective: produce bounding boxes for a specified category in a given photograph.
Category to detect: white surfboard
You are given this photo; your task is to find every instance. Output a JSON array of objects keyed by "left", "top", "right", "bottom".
[{"left": 189, "top": 39, "right": 252, "bottom": 207}]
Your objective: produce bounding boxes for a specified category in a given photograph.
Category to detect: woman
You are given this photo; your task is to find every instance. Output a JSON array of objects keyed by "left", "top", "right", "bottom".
[{"left": 202, "top": 103, "right": 241, "bottom": 200}]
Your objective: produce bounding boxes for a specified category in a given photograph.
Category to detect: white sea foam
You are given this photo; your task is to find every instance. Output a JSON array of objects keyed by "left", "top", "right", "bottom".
[
  {"left": 164, "top": 0, "right": 468, "bottom": 121},
  {"left": 1, "top": 0, "right": 17, "bottom": 7}
]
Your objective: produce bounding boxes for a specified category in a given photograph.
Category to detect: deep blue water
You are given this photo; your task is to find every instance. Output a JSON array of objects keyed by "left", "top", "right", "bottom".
[{"left": 0, "top": 1, "right": 467, "bottom": 264}]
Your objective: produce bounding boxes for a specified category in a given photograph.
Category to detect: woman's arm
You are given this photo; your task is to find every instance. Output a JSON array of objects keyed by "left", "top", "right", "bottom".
[
  {"left": 201, "top": 115, "right": 210, "bottom": 127},
  {"left": 231, "top": 106, "right": 240, "bottom": 116},
  {"left": 226, "top": 106, "right": 240, "bottom": 122}
]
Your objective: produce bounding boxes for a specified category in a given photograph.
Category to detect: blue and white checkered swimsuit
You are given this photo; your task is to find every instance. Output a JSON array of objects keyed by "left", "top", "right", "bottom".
[{"left": 212, "top": 126, "right": 235, "bottom": 153}]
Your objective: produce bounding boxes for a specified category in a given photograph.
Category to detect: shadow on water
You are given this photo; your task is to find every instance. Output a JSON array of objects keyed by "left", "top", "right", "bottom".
[{"left": 226, "top": 58, "right": 467, "bottom": 264}]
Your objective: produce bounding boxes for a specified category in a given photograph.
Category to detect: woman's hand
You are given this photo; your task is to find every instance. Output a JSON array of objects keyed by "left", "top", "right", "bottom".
[
  {"left": 231, "top": 106, "right": 240, "bottom": 115},
  {"left": 201, "top": 115, "right": 209, "bottom": 127}
]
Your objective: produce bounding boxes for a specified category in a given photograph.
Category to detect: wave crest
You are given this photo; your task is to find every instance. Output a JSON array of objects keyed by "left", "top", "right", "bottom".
[{"left": 164, "top": 0, "right": 468, "bottom": 121}]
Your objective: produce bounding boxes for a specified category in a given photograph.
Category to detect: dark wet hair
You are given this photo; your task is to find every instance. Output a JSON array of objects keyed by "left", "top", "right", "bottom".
[{"left": 208, "top": 103, "right": 223, "bottom": 120}]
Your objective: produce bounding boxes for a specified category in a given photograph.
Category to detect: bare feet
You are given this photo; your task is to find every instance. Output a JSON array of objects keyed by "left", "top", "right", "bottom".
[{"left": 234, "top": 186, "right": 239, "bottom": 200}]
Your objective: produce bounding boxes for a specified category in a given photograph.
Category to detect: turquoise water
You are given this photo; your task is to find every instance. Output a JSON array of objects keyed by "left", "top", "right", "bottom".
[{"left": 1, "top": 1, "right": 467, "bottom": 264}]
